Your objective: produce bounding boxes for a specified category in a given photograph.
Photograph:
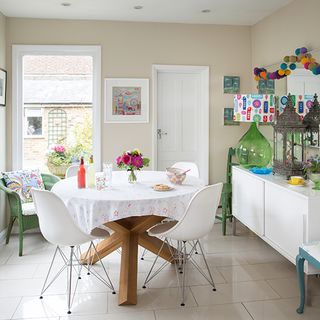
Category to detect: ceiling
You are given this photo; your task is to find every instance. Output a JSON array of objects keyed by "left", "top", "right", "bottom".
[{"left": 0, "top": 0, "right": 294, "bottom": 26}]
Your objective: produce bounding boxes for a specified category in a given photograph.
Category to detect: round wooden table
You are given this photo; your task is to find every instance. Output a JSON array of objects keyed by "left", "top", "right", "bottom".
[{"left": 52, "top": 171, "right": 204, "bottom": 305}]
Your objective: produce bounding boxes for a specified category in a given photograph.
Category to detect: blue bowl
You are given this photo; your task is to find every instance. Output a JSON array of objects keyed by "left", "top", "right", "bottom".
[{"left": 250, "top": 167, "right": 273, "bottom": 175}]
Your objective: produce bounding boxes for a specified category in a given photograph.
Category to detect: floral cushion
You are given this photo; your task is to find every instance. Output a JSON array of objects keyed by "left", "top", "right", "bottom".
[{"left": 2, "top": 169, "right": 45, "bottom": 203}]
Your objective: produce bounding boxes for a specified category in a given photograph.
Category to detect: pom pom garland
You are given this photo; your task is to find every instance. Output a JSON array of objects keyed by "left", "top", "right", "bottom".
[{"left": 253, "top": 47, "right": 320, "bottom": 81}]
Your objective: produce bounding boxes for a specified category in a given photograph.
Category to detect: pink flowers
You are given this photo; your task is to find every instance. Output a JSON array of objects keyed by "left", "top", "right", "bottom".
[
  {"left": 116, "top": 149, "right": 150, "bottom": 171},
  {"left": 52, "top": 144, "right": 65, "bottom": 153}
]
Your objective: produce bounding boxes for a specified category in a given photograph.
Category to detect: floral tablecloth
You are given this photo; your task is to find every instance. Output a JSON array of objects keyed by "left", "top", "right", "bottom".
[{"left": 52, "top": 171, "right": 204, "bottom": 233}]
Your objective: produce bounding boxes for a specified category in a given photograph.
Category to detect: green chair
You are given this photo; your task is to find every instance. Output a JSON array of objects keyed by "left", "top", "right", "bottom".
[
  {"left": 216, "top": 147, "right": 237, "bottom": 235},
  {"left": 0, "top": 173, "right": 60, "bottom": 256}
]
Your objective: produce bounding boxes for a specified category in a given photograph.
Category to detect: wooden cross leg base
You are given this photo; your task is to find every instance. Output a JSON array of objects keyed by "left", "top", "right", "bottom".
[{"left": 81, "top": 215, "right": 176, "bottom": 305}]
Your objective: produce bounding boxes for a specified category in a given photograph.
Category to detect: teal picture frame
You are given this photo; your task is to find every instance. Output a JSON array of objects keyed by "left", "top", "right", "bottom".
[{"left": 224, "top": 76, "right": 240, "bottom": 94}]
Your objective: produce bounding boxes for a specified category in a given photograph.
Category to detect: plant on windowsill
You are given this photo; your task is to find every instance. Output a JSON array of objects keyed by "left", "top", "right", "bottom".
[
  {"left": 47, "top": 144, "right": 72, "bottom": 178},
  {"left": 303, "top": 155, "right": 320, "bottom": 190}
]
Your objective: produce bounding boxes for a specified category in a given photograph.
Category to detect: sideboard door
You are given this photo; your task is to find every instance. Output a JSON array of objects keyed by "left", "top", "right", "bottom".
[
  {"left": 232, "top": 168, "right": 265, "bottom": 236},
  {"left": 265, "top": 183, "right": 306, "bottom": 261}
]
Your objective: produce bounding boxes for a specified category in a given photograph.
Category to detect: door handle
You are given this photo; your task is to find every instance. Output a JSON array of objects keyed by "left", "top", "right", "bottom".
[{"left": 157, "top": 129, "right": 168, "bottom": 139}]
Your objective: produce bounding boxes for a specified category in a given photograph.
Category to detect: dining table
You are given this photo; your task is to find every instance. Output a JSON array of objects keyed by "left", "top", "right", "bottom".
[{"left": 52, "top": 170, "right": 204, "bottom": 305}]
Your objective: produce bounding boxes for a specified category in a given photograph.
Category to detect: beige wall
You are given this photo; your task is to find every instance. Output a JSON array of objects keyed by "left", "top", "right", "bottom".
[
  {"left": 5, "top": 18, "right": 252, "bottom": 184},
  {"left": 251, "top": 0, "right": 320, "bottom": 139},
  {"left": 0, "top": 12, "right": 6, "bottom": 234}
]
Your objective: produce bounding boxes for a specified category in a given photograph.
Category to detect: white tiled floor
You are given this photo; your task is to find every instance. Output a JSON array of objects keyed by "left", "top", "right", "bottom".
[{"left": 1, "top": 221, "right": 320, "bottom": 320}]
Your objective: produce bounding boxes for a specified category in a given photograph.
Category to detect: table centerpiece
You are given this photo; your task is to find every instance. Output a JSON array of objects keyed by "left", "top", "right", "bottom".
[{"left": 116, "top": 149, "right": 150, "bottom": 183}]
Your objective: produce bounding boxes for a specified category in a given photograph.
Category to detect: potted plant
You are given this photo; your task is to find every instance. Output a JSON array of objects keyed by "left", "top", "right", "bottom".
[
  {"left": 116, "top": 149, "right": 150, "bottom": 183},
  {"left": 47, "top": 144, "right": 72, "bottom": 178},
  {"left": 304, "top": 155, "right": 320, "bottom": 190}
]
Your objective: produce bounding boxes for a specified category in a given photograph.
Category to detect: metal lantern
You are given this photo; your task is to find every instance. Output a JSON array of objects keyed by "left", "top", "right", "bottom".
[
  {"left": 273, "top": 94, "right": 307, "bottom": 178},
  {"left": 303, "top": 94, "right": 320, "bottom": 148}
]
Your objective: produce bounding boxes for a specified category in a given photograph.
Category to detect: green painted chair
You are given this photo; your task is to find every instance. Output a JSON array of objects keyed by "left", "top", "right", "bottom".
[
  {"left": 0, "top": 173, "right": 60, "bottom": 256},
  {"left": 216, "top": 147, "right": 237, "bottom": 235}
]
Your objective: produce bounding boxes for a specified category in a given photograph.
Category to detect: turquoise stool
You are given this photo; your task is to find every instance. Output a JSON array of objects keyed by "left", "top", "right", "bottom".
[{"left": 296, "top": 243, "right": 320, "bottom": 314}]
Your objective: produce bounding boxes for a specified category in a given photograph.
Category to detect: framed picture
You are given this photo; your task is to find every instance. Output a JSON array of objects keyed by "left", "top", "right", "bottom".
[
  {"left": 104, "top": 78, "right": 149, "bottom": 123},
  {"left": 224, "top": 107, "right": 239, "bottom": 126},
  {"left": 0, "top": 68, "right": 7, "bottom": 106},
  {"left": 224, "top": 76, "right": 240, "bottom": 94},
  {"left": 258, "top": 79, "right": 275, "bottom": 94}
]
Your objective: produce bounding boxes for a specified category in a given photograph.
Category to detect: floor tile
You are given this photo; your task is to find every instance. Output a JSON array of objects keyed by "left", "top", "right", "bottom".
[
  {"left": 0, "top": 296, "right": 22, "bottom": 320},
  {"left": 218, "top": 262, "right": 296, "bottom": 283},
  {"left": 244, "top": 297, "right": 320, "bottom": 320},
  {"left": 108, "top": 287, "right": 197, "bottom": 313},
  {"left": 13, "top": 292, "right": 109, "bottom": 318},
  {"left": 267, "top": 277, "right": 320, "bottom": 299},
  {"left": 0, "top": 263, "right": 38, "bottom": 280},
  {"left": 191, "top": 280, "right": 280, "bottom": 306},
  {"left": 155, "top": 303, "right": 252, "bottom": 320},
  {"left": 60, "top": 310, "right": 156, "bottom": 320}
]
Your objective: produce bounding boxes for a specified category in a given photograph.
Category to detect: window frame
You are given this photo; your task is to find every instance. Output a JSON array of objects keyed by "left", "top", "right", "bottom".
[
  {"left": 24, "top": 106, "right": 44, "bottom": 139},
  {"left": 12, "top": 45, "right": 102, "bottom": 170}
]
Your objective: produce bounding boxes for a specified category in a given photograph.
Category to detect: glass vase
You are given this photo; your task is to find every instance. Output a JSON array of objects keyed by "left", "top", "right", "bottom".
[
  {"left": 235, "top": 122, "right": 272, "bottom": 168},
  {"left": 309, "top": 173, "right": 320, "bottom": 190},
  {"left": 128, "top": 170, "right": 137, "bottom": 184}
]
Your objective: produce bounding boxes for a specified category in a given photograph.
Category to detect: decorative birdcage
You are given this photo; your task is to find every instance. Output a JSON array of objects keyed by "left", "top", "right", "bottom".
[
  {"left": 273, "top": 94, "right": 307, "bottom": 178},
  {"left": 303, "top": 94, "right": 320, "bottom": 148}
]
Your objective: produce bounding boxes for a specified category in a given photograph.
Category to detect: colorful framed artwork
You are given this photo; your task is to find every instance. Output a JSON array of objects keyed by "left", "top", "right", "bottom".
[
  {"left": 104, "top": 78, "right": 149, "bottom": 123},
  {"left": 0, "top": 68, "right": 7, "bottom": 106},
  {"left": 223, "top": 107, "right": 239, "bottom": 126},
  {"left": 258, "top": 79, "right": 275, "bottom": 94},
  {"left": 234, "top": 94, "right": 276, "bottom": 123},
  {"left": 224, "top": 76, "right": 240, "bottom": 94}
]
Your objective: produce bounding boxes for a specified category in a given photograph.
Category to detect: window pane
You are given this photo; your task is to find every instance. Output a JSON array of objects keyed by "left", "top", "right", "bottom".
[{"left": 26, "top": 116, "right": 42, "bottom": 135}]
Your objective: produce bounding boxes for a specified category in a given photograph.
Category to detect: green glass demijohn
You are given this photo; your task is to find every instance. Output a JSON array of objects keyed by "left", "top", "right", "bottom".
[{"left": 235, "top": 122, "right": 272, "bottom": 168}]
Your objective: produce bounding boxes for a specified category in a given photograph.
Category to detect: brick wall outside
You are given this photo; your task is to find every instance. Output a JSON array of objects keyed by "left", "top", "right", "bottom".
[{"left": 23, "top": 104, "right": 92, "bottom": 171}]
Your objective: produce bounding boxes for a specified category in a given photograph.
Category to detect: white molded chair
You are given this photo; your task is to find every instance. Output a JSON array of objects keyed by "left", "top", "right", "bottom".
[
  {"left": 172, "top": 162, "right": 200, "bottom": 178},
  {"left": 142, "top": 183, "right": 223, "bottom": 306},
  {"left": 66, "top": 164, "right": 88, "bottom": 178},
  {"left": 32, "top": 189, "right": 115, "bottom": 314},
  {"left": 140, "top": 161, "right": 200, "bottom": 261}
]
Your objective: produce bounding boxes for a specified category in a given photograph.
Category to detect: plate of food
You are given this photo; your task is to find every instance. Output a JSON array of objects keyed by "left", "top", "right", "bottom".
[{"left": 152, "top": 184, "right": 174, "bottom": 192}]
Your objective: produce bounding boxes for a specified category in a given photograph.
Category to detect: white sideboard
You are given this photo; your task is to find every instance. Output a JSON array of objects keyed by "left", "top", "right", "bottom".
[{"left": 232, "top": 166, "right": 320, "bottom": 274}]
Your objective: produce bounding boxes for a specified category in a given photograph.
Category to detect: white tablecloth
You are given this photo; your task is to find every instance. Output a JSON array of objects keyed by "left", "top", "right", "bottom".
[{"left": 52, "top": 171, "right": 204, "bottom": 233}]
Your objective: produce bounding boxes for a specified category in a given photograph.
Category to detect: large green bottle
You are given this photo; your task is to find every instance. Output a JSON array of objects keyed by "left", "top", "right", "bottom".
[{"left": 235, "top": 122, "right": 272, "bottom": 168}]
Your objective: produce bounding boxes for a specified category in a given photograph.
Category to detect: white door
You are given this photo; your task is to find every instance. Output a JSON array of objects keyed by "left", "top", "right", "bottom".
[{"left": 157, "top": 71, "right": 201, "bottom": 172}]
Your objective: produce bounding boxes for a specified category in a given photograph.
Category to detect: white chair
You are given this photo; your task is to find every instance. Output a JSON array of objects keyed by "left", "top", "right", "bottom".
[
  {"left": 172, "top": 161, "right": 200, "bottom": 178},
  {"left": 142, "top": 183, "right": 223, "bottom": 306},
  {"left": 32, "top": 189, "right": 115, "bottom": 314},
  {"left": 140, "top": 161, "right": 200, "bottom": 261},
  {"left": 66, "top": 164, "right": 88, "bottom": 178}
]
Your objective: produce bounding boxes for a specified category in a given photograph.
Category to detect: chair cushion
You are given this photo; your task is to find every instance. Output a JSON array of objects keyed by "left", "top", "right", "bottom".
[
  {"left": 22, "top": 202, "right": 37, "bottom": 216},
  {"left": 2, "top": 169, "right": 45, "bottom": 203}
]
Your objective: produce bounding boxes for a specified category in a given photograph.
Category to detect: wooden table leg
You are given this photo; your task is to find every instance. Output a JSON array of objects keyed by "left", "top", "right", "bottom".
[
  {"left": 80, "top": 216, "right": 178, "bottom": 305},
  {"left": 119, "top": 232, "right": 139, "bottom": 305}
]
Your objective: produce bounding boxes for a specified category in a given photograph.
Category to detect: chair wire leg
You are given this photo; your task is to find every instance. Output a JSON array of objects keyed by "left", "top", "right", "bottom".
[
  {"left": 197, "top": 241, "right": 216, "bottom": 291},
  {"left": 40, "top": 245, "right": 60, "bottom": 299},
  {"left": 76, "top": 246, "right": 82, "bottom": 279},
  {"left": 67, "top": 246, "right": 74, "bottom": 314},
  {"left": 140, "top": 248, "right": 148, "bottom": 260},
  {"left": 91, "top": 241, "right": 116, "bottom": 293},
  {"left": 181, "top": 241, "right": 187, "bottom": 306},
  {"left": 142, "top": 239, "right": 166, "bottom": 288}
]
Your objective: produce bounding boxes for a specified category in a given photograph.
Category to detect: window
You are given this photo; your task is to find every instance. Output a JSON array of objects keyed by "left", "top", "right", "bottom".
[{"left": 24, "top": 107, "right": 43, "bottom": 137}]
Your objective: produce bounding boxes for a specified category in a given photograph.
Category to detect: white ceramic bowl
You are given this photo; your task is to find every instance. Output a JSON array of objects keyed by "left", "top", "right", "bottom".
[{"left": 166, "top": 167, "right": 186, "bottom": 185}]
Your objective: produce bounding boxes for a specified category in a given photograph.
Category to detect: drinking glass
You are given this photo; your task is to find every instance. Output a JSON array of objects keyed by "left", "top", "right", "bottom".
[{"left": 103, "top": 163, "right": 113, "bottom": 188}]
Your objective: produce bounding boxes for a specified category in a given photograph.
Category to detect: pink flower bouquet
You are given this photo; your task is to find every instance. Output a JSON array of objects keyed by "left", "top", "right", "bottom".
[{"left": 117, "top": 149, "right": 150, "bottom": 183}]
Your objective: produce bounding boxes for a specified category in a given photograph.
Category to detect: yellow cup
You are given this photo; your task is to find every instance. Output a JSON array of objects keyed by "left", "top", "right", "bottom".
[{"left": 290, "top": 176, "right": 305, "bottom": 185}]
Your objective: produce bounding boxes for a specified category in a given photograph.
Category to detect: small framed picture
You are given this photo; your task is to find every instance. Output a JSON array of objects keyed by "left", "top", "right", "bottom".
[
  {"left": 224, "top": 107, "right": 239, "bottom": 126},
  {"left": 0, "top": 68, "right": 7, "bottom": 106},
  {"left": 104, "top": 78, "right": 149, "bottom": 123},
  {"left": 258, "top": 79, "right": 275, "bottom": 94},
  {"left": 224, "top": 76, "right": 240, "bottom": 94}
]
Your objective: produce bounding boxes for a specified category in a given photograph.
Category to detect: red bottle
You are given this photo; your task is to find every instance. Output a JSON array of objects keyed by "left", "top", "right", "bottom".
[{"left": 77, "top": 156, "right": 86, "bottom": 189}]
